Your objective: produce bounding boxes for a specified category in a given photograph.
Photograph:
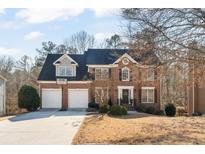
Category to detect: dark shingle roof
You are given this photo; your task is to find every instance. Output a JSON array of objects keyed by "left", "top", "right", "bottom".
[
  {"left": 38, "top": 49, "right": 160, "bottom": 81},
  {"left": 38, "top": 54, "right": 87, "bottom": 81},
  {"left": 86, "top": 49, "right": 128, "bottom": 64}
]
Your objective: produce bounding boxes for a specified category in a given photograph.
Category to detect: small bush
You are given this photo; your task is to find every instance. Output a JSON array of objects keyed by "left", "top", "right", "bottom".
[
  {"left": 155, "top": 110, "right": 164, "bottom": 115},
  {"left": 108, "top": 98, "right": 113, "bottom": 107},
  {"left": 86, "top": 108, "right": 98, "bottom": 112},
  {"left": 165, "top": 103, "right": 176, "bottom": 117},
  {"left": 177, "top": 107, "right": 187, "bottom": 116},
  {"left": 121, "top": 106, "right": 128, "bottom": 115},
  {"left": 145, "top": 107, "right": 155, "bottom": 114},
  {"left": 110, "top": 105, "right": 122, "bottom": 115},
  {"left": 192, "top": 112, "right": 202, "bottom": 116},
  {"left": 110, "top": 105, "right": 127, "bottom": 115},
  {"left": 18, "top": 85, "right": 40, "bottom": 111},
  {"left": 135, "top": 105, "right": 146, "bottom": 112},
  {"left": 99, "top": 103, "right": 109, "bottom": 113},
  {"left": 88, "top": 102, "right": 99, "bottom": 109}
]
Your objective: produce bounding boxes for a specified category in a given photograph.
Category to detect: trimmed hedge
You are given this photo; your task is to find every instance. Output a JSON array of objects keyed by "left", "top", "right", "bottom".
[
  {"left": 165, "top": 103, "right": 176, "bottom": 117},
  {"left": 18, "top": 85, "right": 40, "bottom": 111},
  {"left": 110, "top": 105, "right": 127, "bottom": 116},
  {"left": 121, "top": 106, "right": 128, "bottom": 115},
  {"left": 145, "top": 106, "right": 155, "bottom": 114}
]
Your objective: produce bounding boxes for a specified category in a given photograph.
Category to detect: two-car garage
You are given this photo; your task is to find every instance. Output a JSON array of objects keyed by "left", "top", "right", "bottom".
[{"left": 41, "top": 88, "right": 89, "bottom": 109}]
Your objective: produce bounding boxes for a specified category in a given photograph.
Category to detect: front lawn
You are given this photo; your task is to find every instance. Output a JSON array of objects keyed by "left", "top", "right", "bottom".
[{"left": 72, "top": 112, "right": 205, "bottom": 144}]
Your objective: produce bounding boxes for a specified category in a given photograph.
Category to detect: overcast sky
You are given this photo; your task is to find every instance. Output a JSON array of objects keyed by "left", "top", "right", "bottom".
[{"left": 0, "top": 8, "right": 122, "bottom": 59}]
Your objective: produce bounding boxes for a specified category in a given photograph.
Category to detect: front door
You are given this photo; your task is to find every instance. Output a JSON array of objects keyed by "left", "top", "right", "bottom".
[{"left": 122, "top": 89, "right": 129, "bottom": 104}]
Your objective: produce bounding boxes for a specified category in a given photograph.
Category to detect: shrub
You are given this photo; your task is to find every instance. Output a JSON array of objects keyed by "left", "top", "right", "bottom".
[
  {"left": 192, "top": 112, "right": 202, "bottom": 116},
  {"left": 145, "top": 107, "right": 155, "bottom": 114},
  {"left": 155, "top": 110, "right": 164, "bottom": 115},
  {"left": 121, "top": 106, "right": 128, "bottom": 115},
  {"left": 86, "top": 108, "right": 98, "bottom": 112},
  {"left": 165, "top": 103, "right": 176, "bottom": 117},
  {"left": 177, "top": 107, "right": 187, "bottom": 116},
  {"left": 135, "top": 105, "right": 146, "bottom": 112},
  {"left": 99, "top": 103, "right": 109, "bottom": 114},
  {"left": 88, "top": 102, "right": 99, "bottom": 109},
  {"left": 110, "top": 105, "right": 128, "bottom": 116},
  {"left": 108, "top": 98, "right": 113, "bottom": 107},
  {"left": 18, "top": 85, "right": 40, "bottom": 111},
  {"left": 110, "top": 105, "right": 122, "bottom": 115}
]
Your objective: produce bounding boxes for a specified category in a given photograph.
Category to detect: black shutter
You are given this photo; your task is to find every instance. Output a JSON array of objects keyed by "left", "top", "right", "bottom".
[
  {"left": 93, "top": 68, "right": 95, "bottom": 80},
  {"left": 130, "top": 70, "right": 132, "bottom": 81},
  {"left": 154, "top": 89, "right": 157, "bottom": 103},
  {"left": 119, "top": 69, "right": 122, "bottom": 81},
  {"left": 139, "top": 88, "right": 141, "bottom": 103},
  {"left": 109, "top": 68, "right": 112, "bottom": 78}
]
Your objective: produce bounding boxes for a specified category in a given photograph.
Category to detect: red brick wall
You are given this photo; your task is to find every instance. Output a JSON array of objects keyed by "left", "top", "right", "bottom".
[{"left": 40, "top": 59, "right": 161, "bottom": 111}]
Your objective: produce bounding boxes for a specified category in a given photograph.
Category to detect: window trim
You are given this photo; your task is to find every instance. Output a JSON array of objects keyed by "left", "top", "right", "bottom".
[
  {"left": 141, "top": 87, "right": 155, "bottom": 103},
  {"left": 95, "top": 67, "right": 109, "bottom": 80},
  {"left": 58, "top": 66, "right": 74, "bottom": 77},
  {"left": 121, "top": 67, "right": 130, "bottom": 81}
]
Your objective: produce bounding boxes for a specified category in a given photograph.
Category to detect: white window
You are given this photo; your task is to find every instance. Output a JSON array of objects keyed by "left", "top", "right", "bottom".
[
  {"left": 121, "top": 67, "right": 130, "bottom": 81},
  {"left": 58, "top": 66, "right": 74, "bottom": 77},
  {"left": 141, "top": 87, "right": 155, "bottom": 103},
  {"left": 95, "top": 68, "right": 109, "bottom": 80}
]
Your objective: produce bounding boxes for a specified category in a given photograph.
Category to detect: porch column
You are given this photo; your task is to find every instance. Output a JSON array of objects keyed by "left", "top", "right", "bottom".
[
  {"left": 129, "top": 87, "right": 134, "bottom": 105},
  {"left": 117, "top": 87, "right": 122, "bottom": 105}
]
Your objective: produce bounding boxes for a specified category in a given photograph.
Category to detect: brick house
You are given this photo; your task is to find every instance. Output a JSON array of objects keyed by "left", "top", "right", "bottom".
[{"left": 38, "top": 49, "right": 161, "bottom": 111}]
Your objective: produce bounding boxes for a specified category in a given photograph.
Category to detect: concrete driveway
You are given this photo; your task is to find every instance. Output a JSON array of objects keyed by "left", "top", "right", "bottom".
[{"left": 0, "top": 109, "right": 86, "bottom": 145}]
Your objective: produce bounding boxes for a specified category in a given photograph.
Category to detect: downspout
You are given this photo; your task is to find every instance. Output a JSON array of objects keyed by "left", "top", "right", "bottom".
[{"left": 38, "top": 83, "right": 41, "bottom": 109}]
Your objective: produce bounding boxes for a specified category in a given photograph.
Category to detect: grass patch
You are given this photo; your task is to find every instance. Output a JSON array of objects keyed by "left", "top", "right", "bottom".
[{"left": 72, "top": 113, "right": 205, "bottom": 145}]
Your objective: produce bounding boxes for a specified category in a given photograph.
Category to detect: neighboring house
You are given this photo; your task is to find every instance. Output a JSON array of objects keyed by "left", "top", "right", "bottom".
[
  {"left": 38, "top": 49, "right": 161, "bottom": 111},
  {"left": 0, "top": 75, "right": 6, "bottom": 116}
]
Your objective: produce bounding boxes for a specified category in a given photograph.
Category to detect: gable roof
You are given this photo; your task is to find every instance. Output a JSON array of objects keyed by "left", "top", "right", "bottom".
[
  {"left": 86, "top": 49, "right": 127, "bottom": 65},
  {"left": 53, "top": 54, "right": 78, "bottom": 65},
  {"left": 113, "top": 53, "right": 138, "bottom": 64},
  {"left": 38, "top": 54, "right": 87, "bottom": 81},
  {"left": 86, "top": 48, "right": 160, "bottom": 65},
  {"left": 38, "top": 48, "right": 160, "bottom": 81}
]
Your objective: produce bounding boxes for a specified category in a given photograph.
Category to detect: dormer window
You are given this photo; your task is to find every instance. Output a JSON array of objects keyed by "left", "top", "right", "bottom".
[
  {"left": 53, "top": 54, "right": 78, "bottom": 77},
  {"left": 121, "top": 67, "right": 130, "bottom": 81},
  {"left": 58, "top": 66, "right": 74, "bottom": 77}
]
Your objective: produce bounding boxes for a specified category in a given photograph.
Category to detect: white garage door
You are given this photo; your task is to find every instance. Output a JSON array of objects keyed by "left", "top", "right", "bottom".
[
  {"left": 42, "top": 89, "right": 62, "bottom": 108},
  {"left": 68, "top": 89, "right": 88, "bottom": 108}
]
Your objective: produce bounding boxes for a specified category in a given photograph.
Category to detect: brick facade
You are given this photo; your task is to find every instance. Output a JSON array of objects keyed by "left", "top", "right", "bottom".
[{"left": 39, "top": 57, "right": 161, "bottom": 111}]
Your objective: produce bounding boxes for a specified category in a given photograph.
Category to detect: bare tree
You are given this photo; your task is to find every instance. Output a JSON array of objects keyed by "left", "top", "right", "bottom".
[
  {"left": 0, "top": 56, "right": 15, "bottom": 74},
  {"left": 16, "top": 55, "right": 34, "bottom": 72},
  {"left": 64, "top": 31, "right": 95, "bottom": 54},
  {"left": 121, "top": 8, "right": 205, "bottom": 63},
  {"left": 120, "top": 8, "right": 205, "bottom": 111}
]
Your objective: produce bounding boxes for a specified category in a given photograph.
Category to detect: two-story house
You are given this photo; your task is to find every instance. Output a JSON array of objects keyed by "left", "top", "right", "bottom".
[{"left": 38, "top": 49, "right": 161, "bottom": 111}]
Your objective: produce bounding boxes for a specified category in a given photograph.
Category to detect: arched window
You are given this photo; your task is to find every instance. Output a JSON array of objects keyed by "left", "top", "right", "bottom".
[{"left": 121, "top": 67, "right": 130, "bottom": 81}]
